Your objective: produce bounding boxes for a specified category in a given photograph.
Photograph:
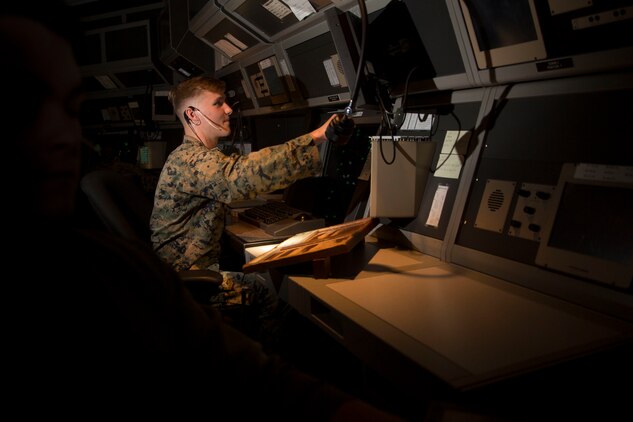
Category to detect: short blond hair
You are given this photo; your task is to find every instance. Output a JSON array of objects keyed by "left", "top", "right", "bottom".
[{"left": 169, "top": 75, "right": 226, "bottom": 116}]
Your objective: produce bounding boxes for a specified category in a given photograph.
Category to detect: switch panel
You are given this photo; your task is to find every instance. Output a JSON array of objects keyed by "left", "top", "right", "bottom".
[{"left": 507, "top": 183, "right": 556, "bottom": 241}]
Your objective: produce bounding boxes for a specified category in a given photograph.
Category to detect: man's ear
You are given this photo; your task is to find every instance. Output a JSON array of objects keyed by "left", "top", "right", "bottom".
[{"left": 183, "top": 107, "right": 195, "bottom": 123}]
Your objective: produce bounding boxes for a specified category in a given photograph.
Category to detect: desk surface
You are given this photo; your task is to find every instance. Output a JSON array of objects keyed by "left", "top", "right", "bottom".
[{"left": 285, "top": 237, "right": 633, "bottom": 392}]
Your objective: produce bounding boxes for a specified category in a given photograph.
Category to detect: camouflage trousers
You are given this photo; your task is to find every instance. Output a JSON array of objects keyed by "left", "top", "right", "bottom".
[{"left": 209, "top": 270, "right": 278, "bottom": 318}]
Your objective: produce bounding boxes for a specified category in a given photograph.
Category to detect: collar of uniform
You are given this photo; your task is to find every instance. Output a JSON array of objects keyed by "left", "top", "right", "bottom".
[
  {"left": 183, "top": 135, "right": 219, "bottom": 151},
  {"left": 183, "top": 135, "right": 202, "bottom": 145}
]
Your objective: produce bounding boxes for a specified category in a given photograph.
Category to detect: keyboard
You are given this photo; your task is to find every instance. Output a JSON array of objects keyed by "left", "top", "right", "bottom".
[{"left": 238, "top": 201, "right": 325, "bottom": 236}]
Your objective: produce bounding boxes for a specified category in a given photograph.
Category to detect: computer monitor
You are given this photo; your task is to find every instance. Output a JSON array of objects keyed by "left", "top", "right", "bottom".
[
  {"left": 324, "top": 7, "right": 380, "bottom": 113},
  {"left": 459, "top": 0, "right": 633, "bottom": 87},
  {"left": 244, "top": 54, "right": 291, "bottom": 108},
  {"left": 152, "top": 90, "right": 175, "bottom": 121},
  {"left": 219, "top": 68, "right": 255, "bottom": 111},
  {"left": 103, "top": 22, "right": 151, "bottom": 62},
  {"left": 284, "top": 27, "right": 350, "bottom": 109},
  {"left": 364, "top": 0, "right": 432, "bottom": 89},
  {"left": 535, "top": 163, "right": 633, "bottom": 289},
  {"left": 458, "top": 0, "right": 546, "bottom": 69}
]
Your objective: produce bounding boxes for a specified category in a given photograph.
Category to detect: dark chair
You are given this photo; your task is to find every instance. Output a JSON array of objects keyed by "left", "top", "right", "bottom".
[{"left": 79, "top": 170, "right": 224, "bottom": 303}]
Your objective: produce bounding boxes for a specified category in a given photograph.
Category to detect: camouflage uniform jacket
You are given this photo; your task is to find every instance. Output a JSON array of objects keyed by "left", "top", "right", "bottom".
[{"left": 150, "top": 134, "right": 322, "bottom": 271}]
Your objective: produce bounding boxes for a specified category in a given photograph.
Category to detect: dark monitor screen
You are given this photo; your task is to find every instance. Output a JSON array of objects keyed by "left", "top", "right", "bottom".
[
  {"left": 285, "top": 31, "right": 349, "bottom": 103},
  {"left": 459, "top": 0, "right": 546, "bottom": 68},
  {"left": 548, "top": 183, "right": 633, "bottom": 264},
  {"left": 466, "top": 0, "right": 537, "bottom": 50},
  {"left": 152, "top": 90, "right": 175, "bottom": 121},
  {"left": 365, "top": 0, "right": 433, "bottom": 88},
  {"left": 77, "top": 33, "right": 101, "bottom": 66},
  {"left": 536, "top": 163, "right": 633, "bottom": 289},
  {"left": 104, "top": 24, "right": 150, "bottom": 61}
]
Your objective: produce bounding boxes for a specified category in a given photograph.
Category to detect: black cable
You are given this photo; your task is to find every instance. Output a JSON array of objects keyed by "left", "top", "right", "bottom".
[
  {"left": 345, "top": 0, "right": 368, "bottom": 116},
  {"left": 374, "top": 66, "right": 397, "bottom": 165},
  {"left": 375, "top": 117, "right": 396, "bottom": 165},
  {"left": 379, "top": 133, "right": 397, "bottom": 165},
  {"left": 399, "top": 65, "right": 421, "bottom": 118},
  {"left": 430, "top": 112, "right": 441, "bottom": 137}
]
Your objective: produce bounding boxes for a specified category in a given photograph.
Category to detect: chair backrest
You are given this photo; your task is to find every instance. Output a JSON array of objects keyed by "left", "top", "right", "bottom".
[
  {"left": 80, "top": 169, "right": 228, "bottom": 313},
  {"left": 80, "top": 170, "right": 154, "bottom": 243}
]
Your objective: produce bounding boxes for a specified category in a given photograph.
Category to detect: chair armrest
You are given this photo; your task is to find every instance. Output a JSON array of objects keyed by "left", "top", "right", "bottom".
[
  {"left": 178, "top": 269, "right": 223, "bottom": 285},
  {"left": 178, "top": 270, "right": 223, "bottom": 303}
]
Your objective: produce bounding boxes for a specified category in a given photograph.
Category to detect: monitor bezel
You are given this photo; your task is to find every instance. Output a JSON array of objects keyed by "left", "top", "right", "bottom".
[
  {"left": 281, "top": 21, "right": 351, "bottom": 109},
  {"left": 248, "top": 54, "right": 291, "bottom": 106},
  {"left": 458, "top": 0, "right": 547, "bottom": 69},
  {"left": 151, "top": 90, "right": 176, "bottom": 121},
  {"left": 535, "top": 163, "right": 633, "bottom": 289}
]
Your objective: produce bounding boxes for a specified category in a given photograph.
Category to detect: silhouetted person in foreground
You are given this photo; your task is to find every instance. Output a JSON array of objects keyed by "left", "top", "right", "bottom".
[{"left": 1, "top": 2, "right": 403, "bottom": 420}]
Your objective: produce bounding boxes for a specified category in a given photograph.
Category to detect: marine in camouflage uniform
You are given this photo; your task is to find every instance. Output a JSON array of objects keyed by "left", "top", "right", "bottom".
[{"left": 150, "top": 133, "right": 322, "bottom": 310}]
